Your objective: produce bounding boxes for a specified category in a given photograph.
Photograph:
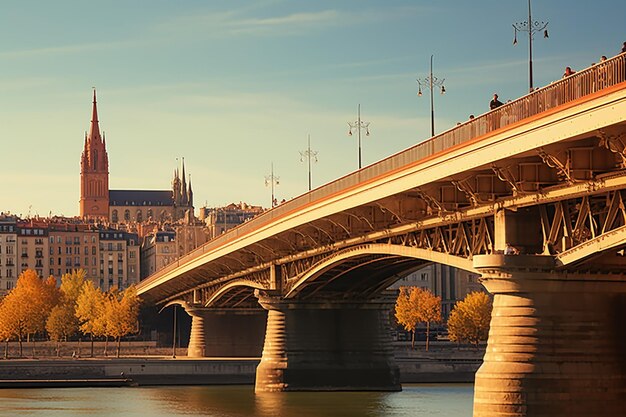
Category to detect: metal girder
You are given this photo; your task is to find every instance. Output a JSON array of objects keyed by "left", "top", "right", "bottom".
[
  {"left": 452, "top": 178, "right": 480, "bottom": 206},
  {"left": 491, "top": 164, "right": 521, "bottom": 194},
  {"left": 598, "top": 129, "right": 626, "bottom": 167},
  {"left": 537, "top": 147, "right": 573, "bottom": 183}
]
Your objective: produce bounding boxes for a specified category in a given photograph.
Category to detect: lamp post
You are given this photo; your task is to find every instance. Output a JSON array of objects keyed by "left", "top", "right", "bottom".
[
  {"left": 417, "top": 55, "right": 446, "bottom": 138},
  {"left": 513, "top": 0, "right": 549, "bottom": 92},
  {"left": 264, "top": 163, "right": 280, "bottom": 207},
  {"left": 347, "top": 104, "right": 370, "bottom": 169},
  {"left": 172, "top": 304, "right": 177, "bottom": 358},
  {"left": 299, "top": 134, "right": 318, "bottom": 191}
]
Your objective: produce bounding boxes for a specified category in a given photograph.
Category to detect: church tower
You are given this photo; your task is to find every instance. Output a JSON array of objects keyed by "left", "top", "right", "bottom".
[{"left": 80, "top": 89, "right": 110, "bottom": 219}]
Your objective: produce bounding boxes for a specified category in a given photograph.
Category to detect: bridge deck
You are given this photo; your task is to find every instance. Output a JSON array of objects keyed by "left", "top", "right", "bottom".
[{"left": 138, "top": 53, "right": 626, "bottom": 303}]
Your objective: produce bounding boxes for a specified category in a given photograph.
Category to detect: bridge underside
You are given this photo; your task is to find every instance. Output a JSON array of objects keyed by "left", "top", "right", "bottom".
[{"left": 136, "top": 74, "right": 626, "bottom": 411}]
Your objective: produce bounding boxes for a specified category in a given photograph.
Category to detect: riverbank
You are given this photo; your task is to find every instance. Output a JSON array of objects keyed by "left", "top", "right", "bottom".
[
  {"left": 0, "top": 341, "right": 484, "bottom": 388},
  {"left": 0, "top": 356, "right": 482, "bottom": 387}
]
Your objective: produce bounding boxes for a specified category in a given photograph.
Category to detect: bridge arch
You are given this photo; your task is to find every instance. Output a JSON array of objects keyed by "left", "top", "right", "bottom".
[
  {"left": 285, "top": 243, "right": 478, "bottom": 299},
  {"left": 204, "top": 279, "right": 268, "bottom": 307}
]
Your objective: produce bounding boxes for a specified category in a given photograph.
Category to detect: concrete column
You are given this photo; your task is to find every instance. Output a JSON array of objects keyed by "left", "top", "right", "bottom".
[
  {"left": 184, "top": 306, "right": 267, "bottom": 358},
  {"left": 254, "top": 292, "right": 400, "bottom": 392},
  {"left": 473, "top": 254, "right": 626, "bottom": 417}
]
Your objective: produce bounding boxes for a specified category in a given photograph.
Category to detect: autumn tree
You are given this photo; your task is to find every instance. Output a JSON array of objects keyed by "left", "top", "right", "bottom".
[
  {"left": 75, "top": 280, "right": 106, "bottom": 357},
  {"left": 395, "top": 287, "right": 442, "bottom": 350},
  {"left": 0, "top": 270, "right": 59, "bottom": 357},
  {"left": 395, "top": 287, "right": 419, "bottom": 348},
  {"left": 447, "top": 291, "right": 493, "bottom": 346},
  {"left": 46, "top": 305, "right": 77, "bottom": 356},
  {"left": 46, "top": 270, "right": 87, "bottom": 351},
  {"left": 105, "top": 286, "right": 141, "bottom": 358},
  {"left": 419, "top": 289, "right": 442, "bottom": 351},
  {"left": 0, "top": 299, "right": 17, "bottom": 358}
]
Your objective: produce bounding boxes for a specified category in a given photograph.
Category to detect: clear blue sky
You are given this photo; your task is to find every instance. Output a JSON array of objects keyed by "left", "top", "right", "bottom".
[{"left": 1, "top": 0, "right": 624, "bottom": 217}]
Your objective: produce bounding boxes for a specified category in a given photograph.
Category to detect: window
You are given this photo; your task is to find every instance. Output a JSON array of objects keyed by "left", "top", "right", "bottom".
[
  {"left": 136, "top": 210, "right": 143, "bottom": 223},
  {"left": 112, "top": 210, "right": 118, "bottom": 223},
  {"left": 117, "top": 243, "right": 123, "bottom": 251},
  {"left": 124, "top": 210, "right": 130, "bottom": 221},
  {"left": 92, "top": 246, "right": 96, "bottom": 255}
]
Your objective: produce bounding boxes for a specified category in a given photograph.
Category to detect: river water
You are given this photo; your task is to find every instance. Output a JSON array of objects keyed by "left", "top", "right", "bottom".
[{"left": 0, "top": 384, "right": 473, "bottom": 417}]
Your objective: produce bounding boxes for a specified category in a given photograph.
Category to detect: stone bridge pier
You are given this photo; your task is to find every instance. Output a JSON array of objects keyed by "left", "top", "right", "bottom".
[
  {"left": 183, "top": 305, "right": 267, "bottom": 358},
  {"left": 254, "top": 290, "right": 400, "bottom": 392},
  {"left": 472, "top": 254, "right": 626, "bottom": 417}
]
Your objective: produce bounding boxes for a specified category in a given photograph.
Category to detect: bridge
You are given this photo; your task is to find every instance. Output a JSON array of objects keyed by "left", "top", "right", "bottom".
[{"left": 138, "top": 54, "right": 626, "bottom": 416}]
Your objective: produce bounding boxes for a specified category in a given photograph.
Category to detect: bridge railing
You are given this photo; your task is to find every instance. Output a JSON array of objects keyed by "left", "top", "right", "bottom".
[{"left": 141, "top": 53, "right": 626, "bottom": 287}]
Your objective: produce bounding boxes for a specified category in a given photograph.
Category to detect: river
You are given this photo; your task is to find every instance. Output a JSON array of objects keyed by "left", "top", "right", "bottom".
[{"left": 0, "top": 384, "right": 473, "bottom": 417}]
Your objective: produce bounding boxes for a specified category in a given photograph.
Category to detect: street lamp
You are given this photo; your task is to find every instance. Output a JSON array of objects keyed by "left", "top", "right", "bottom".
[
  {"left": 172, "top": 304, "right": 177, "bottom": 358},
  {"left": 264, "top": 162, "right": 280, "bottom": 207},
  {"left": 299, "top": 134, "right": 318, "bottom": 191},
  {"left": 347, "top": 104, "right": 370, "bottom": 169},
  {"left": 512, "top": 0, "right": 549, "bottom": 92},
  {"left": 417, "top": 55, "right": 446, "bottom": 138}
]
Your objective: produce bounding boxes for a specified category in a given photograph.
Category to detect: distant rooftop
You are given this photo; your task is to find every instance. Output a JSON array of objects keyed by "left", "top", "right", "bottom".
[{"left": 109, "top": 190, "right": 173, "bottom": 207}]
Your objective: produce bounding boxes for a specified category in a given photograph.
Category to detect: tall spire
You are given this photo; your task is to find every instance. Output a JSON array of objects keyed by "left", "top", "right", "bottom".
[
  {"left": 88, "top": 88, "right": 102, "bottom": 143},
  {"left": 188, "top": 174, "right": 193, "bottom": 207},
  {"left": 181, "top": 157, "right": 188, "bottom": 205},
  {"left": 80, "top": 88, "right": 110, "bottom": 219}
]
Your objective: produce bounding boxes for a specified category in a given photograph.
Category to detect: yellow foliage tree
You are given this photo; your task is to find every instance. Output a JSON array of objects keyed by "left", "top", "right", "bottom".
[
  {"left": 447, "top": 291, "right": 493, "bottom": 346},
  {"left": 419, "top": 289, "right": 442, "bottom": 351},
  {"left": 105, "top": 286, "right": 141, "bottom": 358},
  {"left": 0, "top": 270, "right": 59, "bottom": 357},
  {"left": 75, "top": 280, "right": 106, "bottom": 357},
  {"left": 395, "top": 286, "right": 442, "bottom": 350},
  {"left": 0, "top": 299, "right": 17, "bottom": 358},
  {"left": 47, "top": 270, "right": 87, "bottom": 356}
]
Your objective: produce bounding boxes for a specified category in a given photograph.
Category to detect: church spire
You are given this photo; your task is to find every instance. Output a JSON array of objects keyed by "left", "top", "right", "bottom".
[
  {"left": 181, "top": 157, "right": 188, "bottom": 205},
  {"left": 80, "top": 88, "right": 110, "bottom": 219},
  {"left": 188, "top": 174, "right": 193, "bottom": 207},
  {"left": 88, "top": 88, "right": 102, "bottom": 144}
]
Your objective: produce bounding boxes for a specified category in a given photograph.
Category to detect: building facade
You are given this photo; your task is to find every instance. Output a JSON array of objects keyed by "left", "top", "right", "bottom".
[
  {"left": 201, "top": 202, "right": 264, "bottom": 239},
  {"left": 0, "top": 215, "right": 18, "bottom": 294}
]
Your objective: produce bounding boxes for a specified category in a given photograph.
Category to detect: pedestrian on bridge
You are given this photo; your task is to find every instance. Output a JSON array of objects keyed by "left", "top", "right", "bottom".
[{"left": 489, "top": 94, "right": 503, "bottom": 110}]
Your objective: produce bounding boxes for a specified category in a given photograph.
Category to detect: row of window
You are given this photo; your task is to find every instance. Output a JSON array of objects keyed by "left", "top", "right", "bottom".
[
  {"left": 20, "top": 229, "right": 45, "bottom": 236},
  {"left": 49, "top": 235, "right": 98, "bottom": 244}
]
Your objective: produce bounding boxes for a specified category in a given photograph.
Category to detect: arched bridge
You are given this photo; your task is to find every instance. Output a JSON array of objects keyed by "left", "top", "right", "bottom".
[{"left": 138, "top": 55, "right": 626, "bottom": 416}]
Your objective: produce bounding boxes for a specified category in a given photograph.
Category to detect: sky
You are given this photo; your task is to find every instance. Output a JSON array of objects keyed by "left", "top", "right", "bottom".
[{"left": 1, "top": 0, "right": 625, "bottom": 218}]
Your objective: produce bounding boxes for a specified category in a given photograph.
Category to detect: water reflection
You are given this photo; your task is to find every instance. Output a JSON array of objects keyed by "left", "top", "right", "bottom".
[{"left": 0, "top": 384, "right": 473, "bottom": 417}]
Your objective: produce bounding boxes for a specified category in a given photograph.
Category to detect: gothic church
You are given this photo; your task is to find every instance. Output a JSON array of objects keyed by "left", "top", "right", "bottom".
[{"left": 80, "top": 90, "right": 193, "bottom": 223}]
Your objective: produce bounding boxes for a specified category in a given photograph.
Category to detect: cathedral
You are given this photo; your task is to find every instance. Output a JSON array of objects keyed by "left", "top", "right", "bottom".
[{"left": 80, "top": 90, "right": 194, "bottom": 223}]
